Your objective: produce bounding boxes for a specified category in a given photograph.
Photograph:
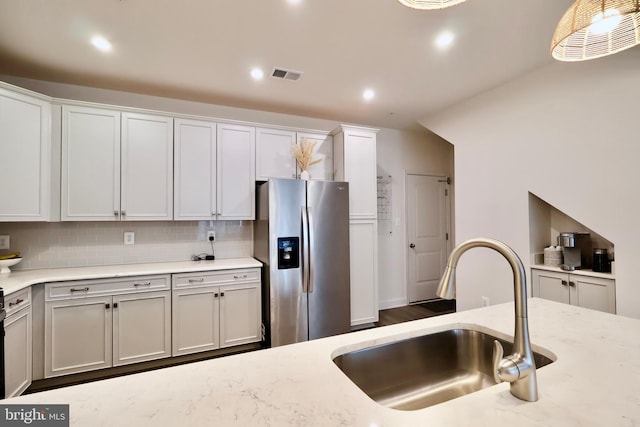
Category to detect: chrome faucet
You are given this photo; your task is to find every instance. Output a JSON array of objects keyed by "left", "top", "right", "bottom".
[{"left": 437, "top": 237, "right": 538, "bottom": 402}]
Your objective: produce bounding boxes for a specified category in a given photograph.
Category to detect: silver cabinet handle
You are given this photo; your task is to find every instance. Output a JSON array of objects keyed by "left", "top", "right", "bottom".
[
  {"left": 189, "top": 278, "right": 205, "bottom": 283},
  {"left": 233, "top": 274, "right": 248, "bottom": 279},
  {"left": 8, "top": 298, "right": 24, "bottom": 307},
  {"left": 70, "top": 287, "right": 90, "bottom": 293},
  {"left": 134, "top": 281, "right": 151, "bottom": 287}
]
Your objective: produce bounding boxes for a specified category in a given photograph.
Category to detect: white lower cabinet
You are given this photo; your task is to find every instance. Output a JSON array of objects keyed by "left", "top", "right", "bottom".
[
  {"left": 44, "top": 275, "right": 171, "bottom": 378},
  {"left": 172, "top": 269, "right": 261, "bottom": 357},
  {"left": 531, "top": 268, "right": 616, "bottom": 314},
  {"left": 5, "top": 288, "right": 32, "bottom": 398},
  {"left": 349, "top": 220, "right": 379, "bottom": 325}
]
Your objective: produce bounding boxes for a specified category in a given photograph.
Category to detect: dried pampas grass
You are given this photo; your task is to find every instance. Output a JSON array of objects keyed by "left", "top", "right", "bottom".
[{"left": 292, "top": 138, "right": 322, "bottom": 172}]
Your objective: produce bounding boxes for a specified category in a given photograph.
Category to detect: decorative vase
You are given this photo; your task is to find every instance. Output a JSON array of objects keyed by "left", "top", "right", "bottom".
[{"left": 300, "top": 170, "right": 310, "bottom": 180}]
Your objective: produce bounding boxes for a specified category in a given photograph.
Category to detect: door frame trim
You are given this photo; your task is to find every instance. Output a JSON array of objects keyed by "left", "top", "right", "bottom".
[{"left": 404, "top": 172, "right": 453, "bottom": 305}]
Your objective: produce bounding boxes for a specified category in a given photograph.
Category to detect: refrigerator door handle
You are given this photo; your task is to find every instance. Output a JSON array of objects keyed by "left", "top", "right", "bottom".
[
  {"left": 301, "top": 206, "right": 310, "bottom": 293},
  {"left": 307, "top": 206, "right": 315, "bottom": 294}
]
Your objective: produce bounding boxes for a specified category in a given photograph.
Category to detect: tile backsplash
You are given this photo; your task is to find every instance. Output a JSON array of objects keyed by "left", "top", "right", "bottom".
[{"left": 0, "top": 221, "right": 252, "bottom": 270}]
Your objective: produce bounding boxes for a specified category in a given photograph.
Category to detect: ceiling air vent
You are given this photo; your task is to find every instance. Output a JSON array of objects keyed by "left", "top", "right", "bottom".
[{"left": 271, "top": 67, "right": 303, "bottom": 81}]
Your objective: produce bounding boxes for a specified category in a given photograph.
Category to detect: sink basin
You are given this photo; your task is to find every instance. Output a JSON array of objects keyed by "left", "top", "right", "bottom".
[{"left": 333, "top": 328, "right": 554, "bottom": 411}]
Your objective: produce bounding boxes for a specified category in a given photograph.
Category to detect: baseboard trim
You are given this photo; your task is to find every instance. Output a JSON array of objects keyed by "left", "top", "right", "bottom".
[{"left": 379, "top": 298, "right": 407, "bottom": 310}]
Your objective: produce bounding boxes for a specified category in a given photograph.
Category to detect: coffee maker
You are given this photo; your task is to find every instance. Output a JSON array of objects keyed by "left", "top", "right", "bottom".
[{"left": 558, "top": 232, "right": 591, "bottom": 271}]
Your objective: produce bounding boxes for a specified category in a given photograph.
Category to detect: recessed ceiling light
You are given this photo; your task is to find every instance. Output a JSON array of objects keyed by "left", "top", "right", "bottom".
[
  {"left": 363, "top": 89, "right": 375, "bottom": 101},
  {"left": 434, "top": 31, "right": 455, "bottom": 49},
  {"left": 91, "top": 36, "right": 112, "bottom": 52},
  {"left": 250, "top": 68, "right": 265, "bottom": 80}
]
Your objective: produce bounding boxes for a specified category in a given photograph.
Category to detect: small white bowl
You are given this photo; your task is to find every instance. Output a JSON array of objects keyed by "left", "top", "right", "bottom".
[{"left": 0, "top": 258, "right": 22, "bottom": 274}]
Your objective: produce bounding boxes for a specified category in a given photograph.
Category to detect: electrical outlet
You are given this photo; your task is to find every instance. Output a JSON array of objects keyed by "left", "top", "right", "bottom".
[
  {"left": 207, "top": 230, "right": 216, "bottom": 242},
  {"left": 0, "top": 235, "right": 9, "bottom": 250},
  {"left": 481, "top": 296, "right": 490, "bottom": 307},
  {"left": 124, "top": 232, "right": 135, "bottom": 245}
]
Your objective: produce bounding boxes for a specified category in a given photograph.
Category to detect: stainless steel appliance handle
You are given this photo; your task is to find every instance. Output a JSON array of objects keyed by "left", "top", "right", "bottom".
[
  {"left": 307, "top": 206, "right": 315, "bottom": 294},
  {"left": 301, "top": 206, "right": 310, "bottom": 293}
]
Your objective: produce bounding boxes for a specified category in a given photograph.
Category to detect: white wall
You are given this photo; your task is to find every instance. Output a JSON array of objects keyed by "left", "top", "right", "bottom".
[
  {"left": 422, "top": 49, "right": 640, "bottom": 318},
  {"left": 1, "top": 76, "right": 454, "bottom": 308},
  {"left": 376, "top": 128, "right": 454, "bottom": 309}
]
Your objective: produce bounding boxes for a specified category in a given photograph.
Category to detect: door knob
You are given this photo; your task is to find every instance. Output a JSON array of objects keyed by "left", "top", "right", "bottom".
[{"left": 409, "top": 243, "right": 415, "bottom": 248}]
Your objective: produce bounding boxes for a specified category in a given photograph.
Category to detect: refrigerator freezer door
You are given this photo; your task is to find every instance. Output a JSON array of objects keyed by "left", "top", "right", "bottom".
[
  {"left": 306, "top": 181, "right": 351, "bottom": 340},
  {"left": 267, "top": 179, "right": 308, "bottom": 346}
]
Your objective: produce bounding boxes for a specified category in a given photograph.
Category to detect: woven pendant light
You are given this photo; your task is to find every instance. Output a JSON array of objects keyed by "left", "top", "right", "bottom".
[
  {"left": 551, "top": 0, "right": 640, "bottom": 61},
  {"left": 396, "top": 0, "right": 467, "bottom": 10}
]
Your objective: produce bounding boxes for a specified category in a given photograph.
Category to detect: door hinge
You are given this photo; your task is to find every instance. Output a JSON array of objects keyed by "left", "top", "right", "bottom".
[
  {"left": 446, "top": 233, "right": 449, "bottom": 240},
  {"left": 445, "top": 189, "right": 448, "bottom": 196}
]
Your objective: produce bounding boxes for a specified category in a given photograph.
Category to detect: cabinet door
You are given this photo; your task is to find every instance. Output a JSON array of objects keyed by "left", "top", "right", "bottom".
[
  {"left": 174, "top": 119, "right": 217, "bottom": 220},
  {"left": 335, "top": 128, "right": 377, "bottom": 219},
  {"left": 172, "top": 287, "right": 220, "bottom": 356},
  {"left": 531, "top": 270, "right": 570, "bottom": 305},
  {"left": 296, "top": 132, "right": 333, "bottom": 181},
  {"left": 256, "top": 127, "right": 296, "bottom": 180},
  {"left": 349, "top": 220, "right": 379, "bottom": 326},
  {"left": 219, "top": 282, "right": 261, "bottom": 348},
  {"left": 61, "top": 105, "right": 121, "bottom": 221},
  {"left": 121, "top": 112, "right": 173, "bottom": 220},
  {"left": 0, "top": 88, "right": 51, "bottom": 221},
  {"left": 112, "top": 291, "right": 171, "bottom": 366},
  {"left": 217, "top": 123, "right": 255, "bottom": 220},
  {"left": 45, "top": 296, "right": 113, "bottom": 378},
  {"left": 571, "top": 276, "right": 616, "bottom": 314},
  {"left": 5, "top": 306, "right": 32, "bottom": 398}
]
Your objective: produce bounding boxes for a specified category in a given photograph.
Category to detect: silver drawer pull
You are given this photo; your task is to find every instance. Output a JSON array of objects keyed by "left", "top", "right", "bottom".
[
  {"left": 9, "top": 298, "right": 24, "bottom": 307},
  {"left": 70, "top": 287, "right": 90, "bottom": 293},
  {"left": 233, "top": 274, "right": 248, "bottom": 279},
  {"left": 134, "top": 281, "right": 152, "bottom": 287},
  {"left": 188, "top": 278, "right": 205, "bottom": 283}
]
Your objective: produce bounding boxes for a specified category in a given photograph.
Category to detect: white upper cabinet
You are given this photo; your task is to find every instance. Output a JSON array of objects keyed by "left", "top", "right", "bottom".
[
  {"left": 0, "top": 86, "right": 52, "bottom": 221},
  {"left": 255, "top": 127, "right": 296, "bottom": 181},
  {"left": 62, "top": 107, "right": 173, "bottom": 221},
  {"left": 62, "top": 105, "right": 121, "bottom": 221},
  {"left": 174, "top": 118, "right": 217, "bottom": 220},
  {"left": 333, "top": 126, "right": 378, "bottom": 219},
  {"left": 296, "top": 132, "right": 333, "bottom": 181},
  {"left": 217, "top": 123, "right": 255, "bottom": 220},
  {"left": 121, "top": 112, "right": 173, "bottom": 220},
  {"left": 255, "top": 129, "right": 333, "bottom": 181}
]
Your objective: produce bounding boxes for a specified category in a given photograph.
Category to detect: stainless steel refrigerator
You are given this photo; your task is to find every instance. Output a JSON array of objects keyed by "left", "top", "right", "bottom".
[{"left": 254, "top": 178, "right": 350, "bottom": 347}]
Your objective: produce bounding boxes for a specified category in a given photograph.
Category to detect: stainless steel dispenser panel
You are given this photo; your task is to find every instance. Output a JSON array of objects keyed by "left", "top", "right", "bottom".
[{"left": 267, "top": 179, "right": 308, "bottom": 347}]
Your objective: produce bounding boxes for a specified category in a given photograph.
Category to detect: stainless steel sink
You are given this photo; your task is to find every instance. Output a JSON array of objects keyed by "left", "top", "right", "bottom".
[{"left": 333, "top": 328, "right": 554, "bottom": 411}]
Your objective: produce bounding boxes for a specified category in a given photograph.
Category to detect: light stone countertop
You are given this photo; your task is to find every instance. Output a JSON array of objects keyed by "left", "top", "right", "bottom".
[
  {"left": 5, "top": 298, "right": 640, "bottom": 426},
  {"left": 0, "top": 258, "right": 262, "bottom": 295}
]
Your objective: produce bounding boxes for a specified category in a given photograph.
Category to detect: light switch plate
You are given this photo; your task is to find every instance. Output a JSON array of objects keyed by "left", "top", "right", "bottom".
[
  {"left": 124, "top": 232, "right": 135, "bottom": 245},
  {"left": 0, "top": 235, "right": 9, "bottom": 250}
]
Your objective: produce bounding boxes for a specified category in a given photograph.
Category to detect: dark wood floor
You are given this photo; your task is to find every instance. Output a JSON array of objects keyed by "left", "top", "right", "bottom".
[{"left": 374, "top": 299, "right": 456, "bottom": 327}]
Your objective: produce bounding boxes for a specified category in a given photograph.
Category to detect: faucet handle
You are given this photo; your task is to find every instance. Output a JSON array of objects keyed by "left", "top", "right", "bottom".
[
  {"left": 493, "top": 340, "right": 520, "bottom": 384},
  {"left": 492, "top": 340, "right": 504, "bottom": 384}
]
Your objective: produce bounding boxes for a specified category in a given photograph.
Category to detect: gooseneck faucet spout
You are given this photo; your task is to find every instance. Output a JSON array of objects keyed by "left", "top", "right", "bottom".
[{"left": 437, "top": 237, "right": 538, "bottom": 402}]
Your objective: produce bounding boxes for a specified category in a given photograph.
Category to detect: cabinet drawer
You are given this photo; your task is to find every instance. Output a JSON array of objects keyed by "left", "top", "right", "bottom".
[
  {"left": 46, "top": 275, "right": 170, "bottom": 301},
  {"left": 5, "top": 288, "right": 31, "bottom": 317},
  {"left": 173, "top": 269, "right": 260, "bottom": 289}
]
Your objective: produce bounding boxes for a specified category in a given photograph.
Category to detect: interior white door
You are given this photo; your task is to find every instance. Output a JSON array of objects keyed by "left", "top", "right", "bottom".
[{"left": 407, "top": 174, "right": 450, "bottom": 303}]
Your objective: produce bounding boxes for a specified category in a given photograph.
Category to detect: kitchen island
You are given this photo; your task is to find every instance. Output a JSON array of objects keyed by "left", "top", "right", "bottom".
[{"left": 5, "top": 298, "right": 640, "bottom": 426}]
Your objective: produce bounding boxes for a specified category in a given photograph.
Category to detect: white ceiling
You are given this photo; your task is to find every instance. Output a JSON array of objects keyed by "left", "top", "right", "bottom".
[{"left": 0, "top": 0, "right": 574, "bottom": 130}]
